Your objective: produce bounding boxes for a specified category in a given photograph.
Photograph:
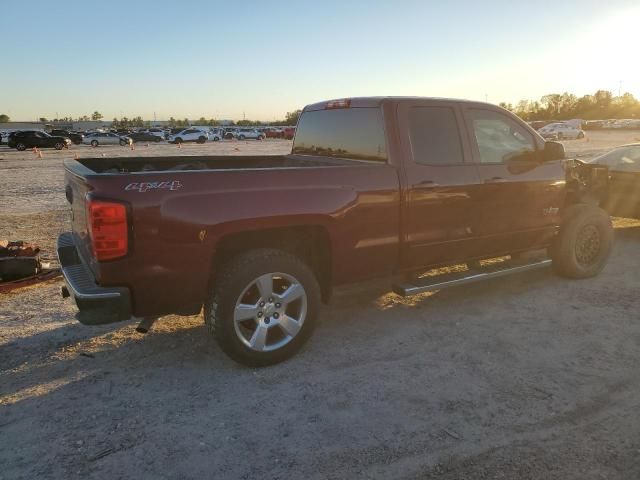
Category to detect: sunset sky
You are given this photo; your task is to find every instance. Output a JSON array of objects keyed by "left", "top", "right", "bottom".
[{"left": 1, "top": 0, "right": 638, "bottom": 121}]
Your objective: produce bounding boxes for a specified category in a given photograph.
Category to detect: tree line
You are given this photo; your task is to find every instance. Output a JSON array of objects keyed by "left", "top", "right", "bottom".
[
  {"left": 499, "top": 90, "right": 639, "bottom": 121},
  {"left": 0, "top": 109, "right": 304, "bottom": 127}
]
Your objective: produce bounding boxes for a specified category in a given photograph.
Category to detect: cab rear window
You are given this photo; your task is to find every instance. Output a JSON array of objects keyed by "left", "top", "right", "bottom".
[{"left": 292, "top": 108, "right": 387, "bottom": 162}]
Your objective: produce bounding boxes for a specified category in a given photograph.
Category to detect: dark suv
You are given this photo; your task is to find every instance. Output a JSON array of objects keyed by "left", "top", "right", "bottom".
[
  {"left": 50, "top": 129, "right": 84, "bottom": 145},
  {"left": 8, "top": 131, "right": 72, "bottom": 151}
]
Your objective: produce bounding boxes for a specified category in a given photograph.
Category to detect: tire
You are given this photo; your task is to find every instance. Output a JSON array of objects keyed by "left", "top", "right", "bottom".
[
  {"left": 197, "top": 136, "right": 206, "bottom": 144},
  {"left": 91, "top": 140, "right": 99, "bottom": 147},
  {"left": 213, "top": 136, "right": 220, "bottom": 142},
  {"left": 577, "top": 131, "right": 585, "bottom": 139},
  {"left": 239, "top": 135, "right": 245, "bottom": 140},
  {"left": 54, "top": 142, "right": 64, "bottom": 150},
  {"left": 205, "top": 248, "right": 320, "bottom": 367},
  {"left": 257, "top": 135, "right": 264, "bottom": 140},
  {"left": 550, "top": 204, "right": 612, "bottom": 279},
  {"left": 175, "top": 137, "right": 183, "bottom": 144},
  {"left": 16, "top": 143, "right": 26, "bottom": 151},
  {"left": 119, "top": 140, "right": 127, "bottom": 146}
]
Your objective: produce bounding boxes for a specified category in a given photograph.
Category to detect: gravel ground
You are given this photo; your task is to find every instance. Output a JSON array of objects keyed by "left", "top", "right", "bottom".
[{"left": 1, "top": 133, "right": 640, "bottom": 479}]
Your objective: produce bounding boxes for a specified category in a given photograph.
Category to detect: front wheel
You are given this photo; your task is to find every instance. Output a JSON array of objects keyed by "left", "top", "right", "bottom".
[
  {"left": 205, "top": 249, "right": 320, "bottom": 367},
  {"left": 91, "top": 140, "right": 99, "bottom": 147},
  {"left": 238, "top": 135, "right": 245, "bottom": 140},
  {"left": 197, "top": 136, "right": 206, "bottom": 144},
  {"left": 54, "top": 142, "right": 64, "bottom": 150},
  {"left": 16, "top": 143, "right": 26, "bottom": 151},
  {"left": 577, "top": 131, "right": 585, "bottom": 139},
  {"left": 550, "top": 205, "right": 612, "bottom": 279},
  {"left": 119, "top": 140, "right": 127, "bottom": 146}
]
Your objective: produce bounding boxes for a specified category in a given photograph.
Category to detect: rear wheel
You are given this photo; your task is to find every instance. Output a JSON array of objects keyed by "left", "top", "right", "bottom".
[
  {"left": 175, "top": 137, "right": 183, "bottom": 144},
  {"left": 91, "top": 140, "right": 99, "bottom": 147},
  {"left": 577, "top": 131, "right": 585, "bottom": 139},
  {"left": 16, "top": 143, "right": 26, "bottom": 151},
  {"left": 550, "top": 204, "right": 612, "bottom": 279},
  {"left": 119, "top": 139, "right": 127, "bottom": 146},
  {"left": 197, "top": 136, "right": 206, "bottom": 144},
  {"left": 213, "top": 136, "right": 220, "bottom": 142},
  {"left": 54, "top": 142, "right": 64, "bottom": 150},
  {"left": 239, "top": 135, "right": 246, "bottom": 140},
  {"left": 205, "top": 249, "right": 320, "bottom": 367}
]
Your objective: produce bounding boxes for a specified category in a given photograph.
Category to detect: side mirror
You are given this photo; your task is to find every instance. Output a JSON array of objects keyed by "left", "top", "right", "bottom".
[{"left": 543, "top": 141, "right": 565, "bottom": 161}]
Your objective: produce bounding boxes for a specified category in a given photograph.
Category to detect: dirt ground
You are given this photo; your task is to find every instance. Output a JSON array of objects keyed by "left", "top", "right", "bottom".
[{"left": 1, "top": 133, "right": 640, "bottom": 479}]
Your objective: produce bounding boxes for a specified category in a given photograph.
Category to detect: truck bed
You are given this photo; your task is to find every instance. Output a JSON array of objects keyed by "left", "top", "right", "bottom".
[{"left": 76, "top": 154, "right": 360, "bottom": 174}]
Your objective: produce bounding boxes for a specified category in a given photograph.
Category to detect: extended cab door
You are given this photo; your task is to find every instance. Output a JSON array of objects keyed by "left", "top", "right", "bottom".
[
  {"left": 461, "top": 106, "right": 565, "bottom": 254},
  {"left": 397, "top": 100, "right": 484, "bottom": 268}
]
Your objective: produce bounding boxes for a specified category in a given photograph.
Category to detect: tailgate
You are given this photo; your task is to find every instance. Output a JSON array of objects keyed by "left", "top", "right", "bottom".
[{"left": 64, "top": 167, "right": 96, "bottom": 272}]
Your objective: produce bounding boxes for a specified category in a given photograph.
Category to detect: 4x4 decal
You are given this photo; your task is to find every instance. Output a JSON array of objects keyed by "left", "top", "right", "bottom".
[{"left": 125, "top": 180, "right": 183, "bottom": 193}]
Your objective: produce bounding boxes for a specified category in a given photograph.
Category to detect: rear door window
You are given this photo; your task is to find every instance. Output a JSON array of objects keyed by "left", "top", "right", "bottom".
[
  {"left": 293, "top": 107, "right": 387, "bottom": 162},
  {"left": 409, "top": 106, "right": 464, "bottom": 165}
]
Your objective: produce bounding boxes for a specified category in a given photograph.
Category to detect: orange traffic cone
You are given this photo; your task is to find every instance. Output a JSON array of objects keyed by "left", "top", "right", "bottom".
[{"left": 37, "top": 149, "right": 43, "bottom": 159}]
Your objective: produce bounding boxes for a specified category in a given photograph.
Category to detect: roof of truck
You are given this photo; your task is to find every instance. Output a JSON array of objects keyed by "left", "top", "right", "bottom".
[{"left": 302, "top": 96, "right": 496, "bottom": 111}]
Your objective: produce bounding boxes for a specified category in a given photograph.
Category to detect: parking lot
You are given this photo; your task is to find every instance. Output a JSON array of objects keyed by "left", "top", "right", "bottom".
[{"left": 2, "top": 131, "right": 640, "bottom": 479}]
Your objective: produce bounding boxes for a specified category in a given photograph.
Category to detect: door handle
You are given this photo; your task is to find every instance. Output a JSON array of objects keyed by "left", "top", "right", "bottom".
[{"left": 484, "top": 176, "right": 507, "bottom": 183}]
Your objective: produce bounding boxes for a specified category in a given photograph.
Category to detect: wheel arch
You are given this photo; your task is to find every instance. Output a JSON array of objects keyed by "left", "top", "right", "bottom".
[{"left": 211, "top": 224, "right": 333, "bottom": 303}]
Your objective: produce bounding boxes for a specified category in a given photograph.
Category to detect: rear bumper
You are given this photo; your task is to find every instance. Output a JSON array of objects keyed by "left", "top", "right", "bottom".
[{"left": 57, "top": 232, "right": 132, "bottom": 325}]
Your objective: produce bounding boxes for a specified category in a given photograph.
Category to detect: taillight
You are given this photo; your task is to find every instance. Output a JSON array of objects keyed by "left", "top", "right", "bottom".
[{"left": 87, "top": 199, "right": 128, "bottom": 261}]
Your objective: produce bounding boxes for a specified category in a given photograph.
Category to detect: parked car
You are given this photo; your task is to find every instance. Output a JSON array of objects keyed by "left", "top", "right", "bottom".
[
  {"left": 145, "top": 128, "right": 166, "bottom": 139},
  {"left": 283, "top": 127, "right": 296, "bottom": 140},
  {"left": 167, "top": 128, "right": 208, "bottom": 144},
  {"left": 83, "top": 132, "right": 132, "bottom": 147},
  {"left": 58, "top": 96, "right": 611, "bottom": 367},
  {"left": 8, "top": 130, "right": 71, "bottom": 150},
  {"left": 590, "top": 144, "right": 640, "bottom": 219},
  {"left": 236, "top": 128, "right": 265, "bottom": 140},
  {"left": 527, "top": 121, "right": 550, "bottom": 131},
  {"left": 49, "top": 129, "right": 84, "bottom": 145},
  {"left": 539, "top": 123, "right": 585, "bottom": 140},
  {"left": 223, "top": 128, "right": 239, "bottom": 139},
  {"left": 264, "top": 127, "right": 284, "bottom": 138},
  {"left": 128, "top": 131, "right": 164, "bottom": 143}
]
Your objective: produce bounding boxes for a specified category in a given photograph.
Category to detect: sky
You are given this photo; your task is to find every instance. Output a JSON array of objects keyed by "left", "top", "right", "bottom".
[{"left": 1, "top": 0, "right": 638, "bottom": 121}]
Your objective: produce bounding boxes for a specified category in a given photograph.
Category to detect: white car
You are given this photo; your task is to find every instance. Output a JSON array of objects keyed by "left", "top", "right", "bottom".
[
  {"left": 538, "top": 122, "right": 585, "bottom": 140},
  {"left": 192, "top": 126, "right": 222, "bottom": 141},
  {"left": 167, "top": 128, "right": 209, "bottom": 144},
  {"left": 236, "top": 128, "right": 266, "bottom": 140},
  {"left": 83, "top": 132, "right": 132, "bottom": 147},
  {"left": 145, "top": 128, "right": 166, "bottom": 139}
]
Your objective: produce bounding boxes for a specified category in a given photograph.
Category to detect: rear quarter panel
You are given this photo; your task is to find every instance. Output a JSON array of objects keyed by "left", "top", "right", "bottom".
[{"left": 81, "top": 164, "right": 400, "bottom": 317}]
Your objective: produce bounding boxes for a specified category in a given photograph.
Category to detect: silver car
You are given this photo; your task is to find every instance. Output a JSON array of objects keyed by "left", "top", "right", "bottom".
[
  {"left": 236, "top": 128, "right": 266, "bottom": 140},
  {"left": 83, "top": 132, "right": 132, "bottom": 147}
]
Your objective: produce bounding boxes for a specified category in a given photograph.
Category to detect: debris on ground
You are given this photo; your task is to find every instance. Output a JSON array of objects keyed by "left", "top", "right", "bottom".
[{"left": 0, "top": 240, "right": 60, "bottom": 291}]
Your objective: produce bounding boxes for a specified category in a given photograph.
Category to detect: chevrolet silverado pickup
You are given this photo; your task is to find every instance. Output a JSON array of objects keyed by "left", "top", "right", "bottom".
[{"left": 58, "top": 97, "right": 612, "bottom": 366}]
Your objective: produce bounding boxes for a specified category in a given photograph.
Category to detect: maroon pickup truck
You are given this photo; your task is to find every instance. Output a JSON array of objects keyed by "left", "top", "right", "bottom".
[{"left": 58, "top": 97, "right": 612, "bottom": 366}]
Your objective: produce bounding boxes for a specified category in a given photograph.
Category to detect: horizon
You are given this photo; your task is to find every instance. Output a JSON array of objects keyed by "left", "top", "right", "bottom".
[{"left": 2, "top": 0, "right": 638, "bottom": 121}]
